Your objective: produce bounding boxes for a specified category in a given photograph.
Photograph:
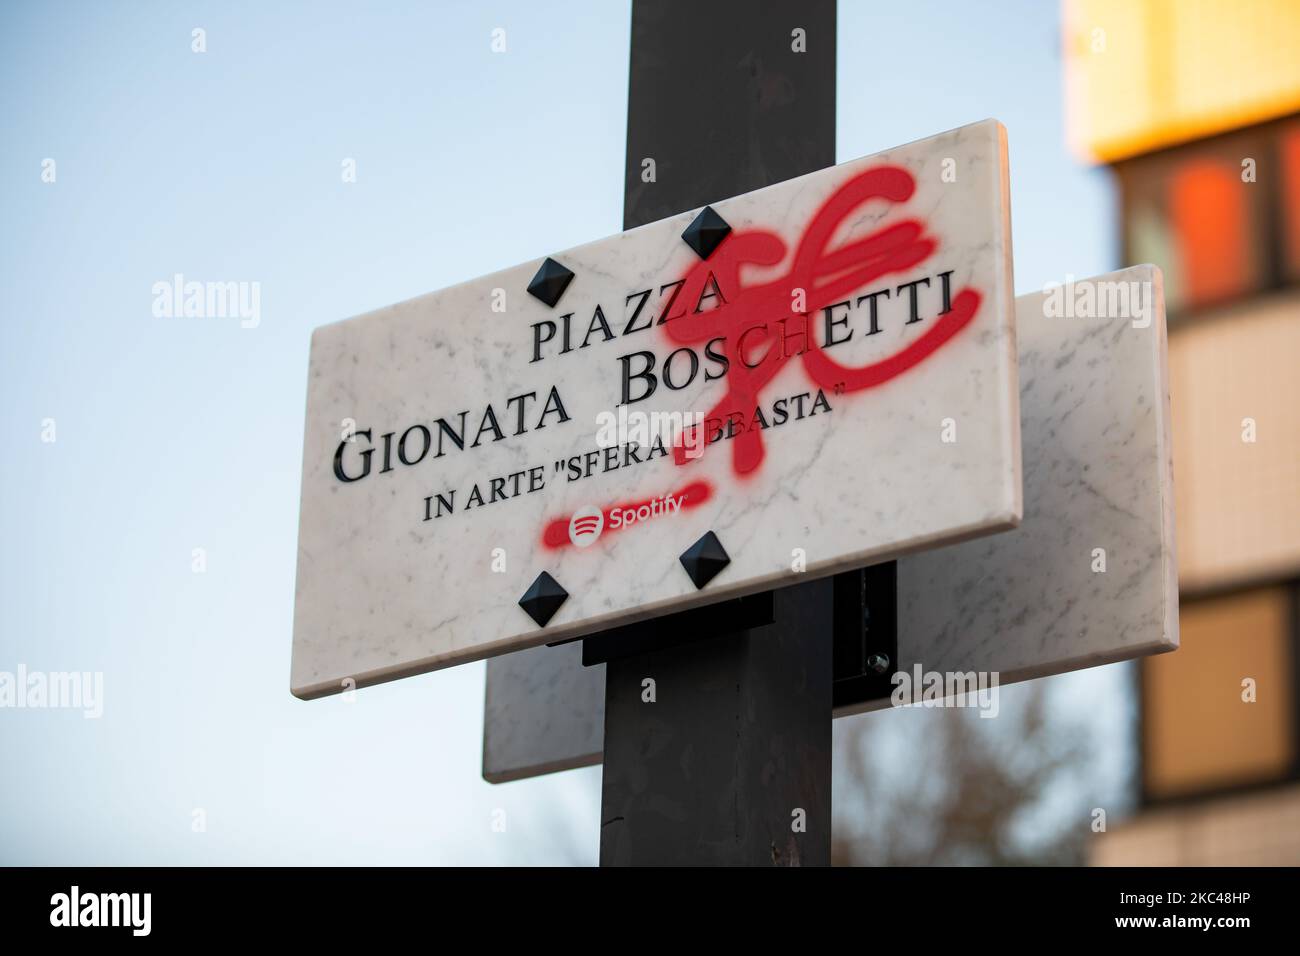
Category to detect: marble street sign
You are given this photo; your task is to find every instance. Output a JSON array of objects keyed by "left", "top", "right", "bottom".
[
  {"left": 293, "top": 120, "right": 1019, "bottom": 700},
  {"left": 483, "top": 640, "right": 604, "bottom": 784},
  {"left": 849, "top": 263, "right": 1178, "bottom": 712},
  {"left": 482, "top": 265, "right": 1178, "bottom": 780}
]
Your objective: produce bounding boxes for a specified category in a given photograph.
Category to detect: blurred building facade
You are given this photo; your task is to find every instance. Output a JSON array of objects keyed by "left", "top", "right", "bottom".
[{"left": 1065, "top": 0, "right": 1300, "bottom": 865}]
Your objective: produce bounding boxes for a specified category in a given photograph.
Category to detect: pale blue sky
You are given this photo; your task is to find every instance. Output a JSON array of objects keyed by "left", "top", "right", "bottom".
[{"left": 0, "top": 1, "right": 1118, "bottom": 864}]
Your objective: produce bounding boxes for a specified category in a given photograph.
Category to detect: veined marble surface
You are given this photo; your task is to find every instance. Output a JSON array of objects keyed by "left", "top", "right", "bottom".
[
  {"left": 481, "top": 266, "right": 1178, "bottom": 779},
  {"left": 482, "top": 641, "right": 604, "bottom": 784},
  {"left": 874, "top": 263, "right": 1178, "bottom": 705},
  {"left": 293, "top": 119, "right": 1019, "bottom": 699}
]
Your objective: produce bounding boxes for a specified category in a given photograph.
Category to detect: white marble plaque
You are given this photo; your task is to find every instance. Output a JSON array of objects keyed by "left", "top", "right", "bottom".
[
  {"left": 483, "top": 642, "right": 604, "bottom": 784},
  {"left": 481, "top": 266, "right": 1178, "bottom": 780},
  {"left": 873, "top": 263, "right": 1178, "bottom": 708},
  {"left": 293, "top": 120, "right": 1019, "bottom": 699}
]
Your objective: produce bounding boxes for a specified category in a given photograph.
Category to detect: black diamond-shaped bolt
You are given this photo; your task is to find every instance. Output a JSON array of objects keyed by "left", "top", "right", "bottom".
[
  {"left": 681, "top": 206, "right": 732, "bottom": 260},
  {"left": 678, "top": 531, "right": 731, "bottom": 589},
  {"left": 526, "top": 257, "right": 575, "bottom": 308},
  {"left": 518, "top": 571, "right": 568, "bottom": 627}
]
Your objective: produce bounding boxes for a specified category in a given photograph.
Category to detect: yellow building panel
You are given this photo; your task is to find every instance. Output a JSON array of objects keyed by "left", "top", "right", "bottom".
[
  {"left": 1093, "top": 783, "right": 1300, "bottom": 865},
  {"left": 1066, "top": 0, "right": 1300, "bottom": 162},
  {"left": 1143, "top": 587, "right": 1294, "bottom": 800},
  {"left": 1168, "top": 292, "right": 1300, "bottom": 589}
]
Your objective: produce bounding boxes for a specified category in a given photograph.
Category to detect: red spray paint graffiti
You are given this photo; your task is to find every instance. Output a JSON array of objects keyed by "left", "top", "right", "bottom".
[
  {"left": 540, "top": 164, "right": 982, "bottom": 549},
  {"left": 664, "top": 164, "right": 982, "bottom": 476}
]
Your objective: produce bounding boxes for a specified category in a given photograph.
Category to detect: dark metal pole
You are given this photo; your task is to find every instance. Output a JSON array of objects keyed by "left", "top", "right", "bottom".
[{"left": 599, "top": 0, "right": 837, "bottom": 867}]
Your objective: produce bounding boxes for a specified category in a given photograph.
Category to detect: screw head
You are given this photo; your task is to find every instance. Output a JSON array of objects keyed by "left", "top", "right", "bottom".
[
  {"left": 866, "top": 652, "right": 891, "bottom": 675},
  {"left": 678, "top": 530, "right": 730, "bottom": 589},
  {"left": 680, "top": 206, "right": 732, "bottom": 260},
  {"left": 526, "top": 257, "right": 575, "bottom": 308},
  {"left": 518, "top": 571, "right": 568, "bottom": 627}
]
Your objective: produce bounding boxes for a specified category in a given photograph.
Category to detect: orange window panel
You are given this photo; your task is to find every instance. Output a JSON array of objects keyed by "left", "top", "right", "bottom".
[
  {"left": 1282, "top": 122, "right": 1300, "bottom": 282},
  {"left": 1117, "top": 126, "right": 1273, "bottom": 318},
  {"left": 1169, "top": 160, "right": 1252, "bottom": 306}
]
